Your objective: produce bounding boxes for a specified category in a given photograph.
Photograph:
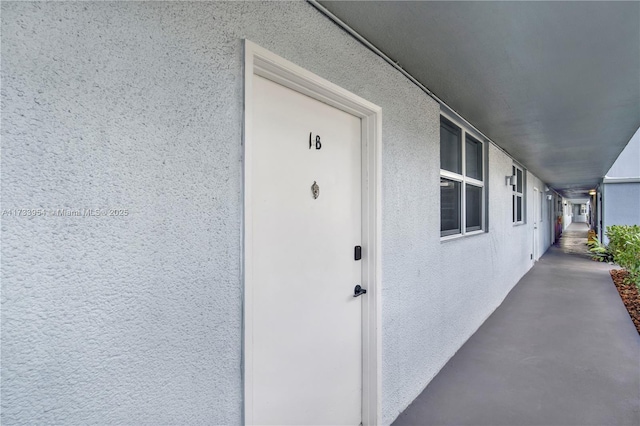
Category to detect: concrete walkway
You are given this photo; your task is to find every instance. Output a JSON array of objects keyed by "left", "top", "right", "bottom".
[
  {"left": 393, "top": 223, "right": 640, "bottom": 426},
  {"left": 557, "top": 222, "right": 592, "bottom": 257}
]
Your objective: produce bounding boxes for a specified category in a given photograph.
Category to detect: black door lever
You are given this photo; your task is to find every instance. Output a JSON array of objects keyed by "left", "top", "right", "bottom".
[{"left": 353, "top": 285, "right": 367, "bottom": 297}]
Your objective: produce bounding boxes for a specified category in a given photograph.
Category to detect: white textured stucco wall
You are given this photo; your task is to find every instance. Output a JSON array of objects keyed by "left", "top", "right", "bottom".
[
  {"left": 606, "top": 127, "right": 640, "bottom": 178},
  {"left": 2, "top": 2, "right": 551, "bottom": 424},
  {"left": 604, "top": 184, "right": 640, "bottom": 228},
  {"left": 564, "top": 215, "right": 573, "bottom": 229},
  {"left": 2, "top": 2, "right": 248, "bottom": 424},
  {"left": 602, "top": 126, "right": 640, "bottom": 238}
]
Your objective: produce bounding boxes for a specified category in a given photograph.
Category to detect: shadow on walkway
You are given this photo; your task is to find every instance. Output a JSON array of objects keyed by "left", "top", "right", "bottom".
[{"left": 393, "top": 224, "right": 640, "bottom": 426}]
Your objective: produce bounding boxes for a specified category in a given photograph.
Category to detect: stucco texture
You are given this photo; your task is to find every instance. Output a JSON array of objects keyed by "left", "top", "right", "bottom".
[
  {"left": 603, "top": 127, "right": 640, "bottom": 231},
  {"left": 604, "top": 184, "right": 640, "bottom": 228},
  {"left": 607, "top": 127, "right": 640, "bottom": 178},
  {"left": 1, "top": 2, "right": 550, "bottom": 424}
]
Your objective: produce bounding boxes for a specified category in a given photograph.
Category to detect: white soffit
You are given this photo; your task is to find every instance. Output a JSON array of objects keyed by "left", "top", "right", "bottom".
[{"left": 318, "top": 1, "right": 640, "bottom": 197}]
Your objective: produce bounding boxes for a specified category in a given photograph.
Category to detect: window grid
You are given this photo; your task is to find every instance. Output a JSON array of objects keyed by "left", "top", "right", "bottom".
[
  {"left": 440, "top": 115, "right": 485, "bottom": 238},
  {"left": 512, "top": 164, "right": 524, "bottom": 224}
]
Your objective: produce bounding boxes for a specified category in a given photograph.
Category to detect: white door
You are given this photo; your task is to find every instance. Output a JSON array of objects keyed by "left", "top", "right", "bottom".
[
  {"left": 250, "top": 75, "right": 363, "bottom": 425},
  {"left": 533, "top": 187, "right": 539, "bottom": 260}
]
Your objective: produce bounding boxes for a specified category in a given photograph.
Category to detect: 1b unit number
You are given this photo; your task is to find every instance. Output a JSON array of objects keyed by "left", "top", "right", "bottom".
[{"left": 309, "top": 133, "right": 322, "bottom": 150}]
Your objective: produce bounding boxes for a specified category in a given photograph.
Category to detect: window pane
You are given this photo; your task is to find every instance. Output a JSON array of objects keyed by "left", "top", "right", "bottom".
[
  {"left": 516, "top": 168, "right": 523, "bottom": 193},
  {"left": 440, "top": 119, "right": 461, "bottom": 174},
  {"left": 466, "top": 184, "right": 482, "bottom": 231},
  {"left": 517, "top": 196, "right": 523, "bottom": 222},
  {"left": 465, "top": 136, "right": 482, "bottom": 180},
  {"left": 513, "top": 195, "right": 516, "bottom": 222},
  {"left": 440, "top": 178, "right": 460, "bottom": 235}
]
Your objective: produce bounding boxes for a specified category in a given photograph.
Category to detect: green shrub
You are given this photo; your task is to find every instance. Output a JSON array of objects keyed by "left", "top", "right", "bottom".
[
  {"left": 606, "top": 225, "right": 640, "bottom": 287},
  {"left": 588, "top": 236, "right": 614, "bottom": 263}
]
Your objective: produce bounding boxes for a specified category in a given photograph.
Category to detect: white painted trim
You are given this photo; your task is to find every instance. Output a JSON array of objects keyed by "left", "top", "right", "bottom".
[
  {"left": 243, "top": 40, "right": 382, "bottom": 426},
  {"left": 439, "top": 113, "right": 487, "bottom": 239},
  {"left": 602, "top": 177, "right": 640, "bottom": 184},
  {"left": 466, "top": 177, "right": 484, "bottom": 188},
  {"left": 533, "top": 187, "right": 540, "bottom": 261},
  {"left": 440, "top": 229, "right": 486, "bottom": 242},
  {"left": 512, "top": 164, "right": 525, "bottom": 225},
  {"left": 440, "top": 169, "right": 464, "bottom": 182}
]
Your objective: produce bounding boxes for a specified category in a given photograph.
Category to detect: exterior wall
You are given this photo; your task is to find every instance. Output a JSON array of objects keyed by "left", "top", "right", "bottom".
[
  {"left": 553, "top": 193, "right": 563, "bottom": 243},
  {"left": 603, "top": 183, "right": 640, "bottom": 229},
  {"left": 588, "top": 194, "right": 598, "bottom": 231},
  {"left": 606, "top": 127, "right": 640, "bottom": 178},
  {"left": 1, "top": 2, "right": 552, "bottom": 424},
  {"left": 600, "top": 126, "right": 640, "bottom": 241},
  {"left": 563, "top": 202, "right": 573, "bottom": 230},
  {"left": 597, "top": 190, "right": 604, "bottom": 239},
  {"left": 573, "top": 204, "right": 587, "bottom": 223}
]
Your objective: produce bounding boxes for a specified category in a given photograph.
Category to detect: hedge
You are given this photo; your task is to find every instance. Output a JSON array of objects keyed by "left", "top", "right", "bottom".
[{"left": 606, "top": 225, "right": 640, "bottom": 287}]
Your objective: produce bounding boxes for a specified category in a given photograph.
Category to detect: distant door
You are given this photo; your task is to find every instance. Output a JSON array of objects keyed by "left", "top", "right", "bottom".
[
  {"left": 533, "top": 187, "right": 540, "bottom": 260},
  {"left": 250, "top": 74, "right": 363, "bottom": 425},
  {"left": 549, "top": 198, "right": 554, "bottom": 244}
]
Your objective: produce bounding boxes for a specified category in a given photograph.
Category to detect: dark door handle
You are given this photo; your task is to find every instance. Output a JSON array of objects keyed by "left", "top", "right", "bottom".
[{"left": 353, "top": 285, "right": 367, "bottom": 297}]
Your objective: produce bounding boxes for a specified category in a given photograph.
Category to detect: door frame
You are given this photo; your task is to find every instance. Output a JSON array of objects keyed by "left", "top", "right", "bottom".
[
  {"left": 533, "top": 187, "right": 539, "bottom": 261},
  {"left": 551, "top": 195, "right": 555, "bottom": 244},
  {"left": 242, "top": 40, "right": 382, "bottom": 426}
]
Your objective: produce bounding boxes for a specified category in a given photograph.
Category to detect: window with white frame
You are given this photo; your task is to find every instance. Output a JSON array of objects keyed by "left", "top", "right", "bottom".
[
  {"left": 512, "top": 164, "right": 524, "bottom": 224},
  {"left": 440, "top": 115, "right": 485, "bottom": 237}
]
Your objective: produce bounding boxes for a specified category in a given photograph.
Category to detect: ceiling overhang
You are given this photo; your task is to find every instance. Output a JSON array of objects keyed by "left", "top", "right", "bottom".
[{"left": 318, "top": 1, "right": 640, "bottom": 197}]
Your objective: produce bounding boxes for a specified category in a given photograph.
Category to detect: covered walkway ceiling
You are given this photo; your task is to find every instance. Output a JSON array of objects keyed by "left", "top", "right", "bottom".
[{"left": 318, "top": 1, "right": 640, "bottom": 198}]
